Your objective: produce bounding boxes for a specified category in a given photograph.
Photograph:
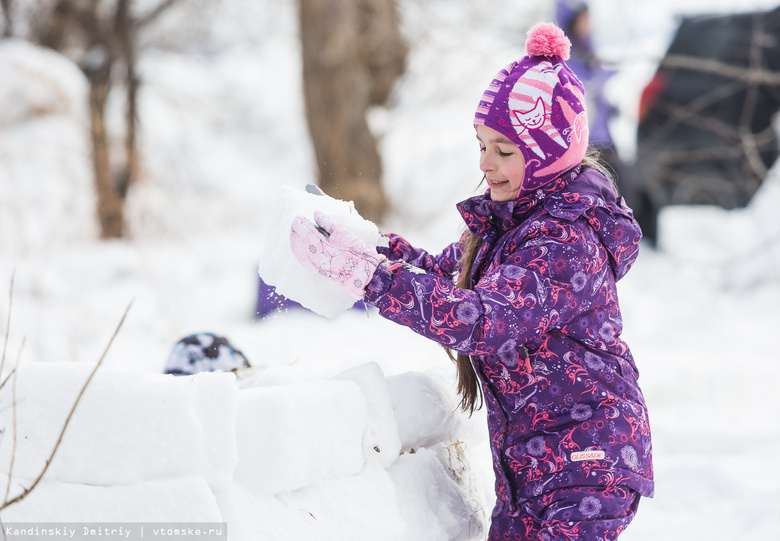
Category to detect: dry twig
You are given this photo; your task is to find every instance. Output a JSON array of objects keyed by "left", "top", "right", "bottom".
[
  {"left": 0, "top": 301, "right": 133, "bottom": 511},
  {"left": 3, "top": 338, "right": 24, "bottom": 504},
  {"left": 0, "top": 270, "right": 14, "bottom": 388}
]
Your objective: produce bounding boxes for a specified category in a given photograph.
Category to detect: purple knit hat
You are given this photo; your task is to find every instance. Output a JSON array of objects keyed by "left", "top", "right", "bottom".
[{"left": 474, "top": 22, "right": 589, "bottom": 196}]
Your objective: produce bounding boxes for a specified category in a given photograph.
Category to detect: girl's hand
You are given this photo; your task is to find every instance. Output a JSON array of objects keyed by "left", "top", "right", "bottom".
[{"left": 290, "top": 211, "right": 386, "bottom": 299}]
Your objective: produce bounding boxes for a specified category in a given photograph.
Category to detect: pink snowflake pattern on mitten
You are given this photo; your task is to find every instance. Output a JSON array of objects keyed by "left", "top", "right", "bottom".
[{"left": 290, "top": 211, "right": 386, "bottom": 299}]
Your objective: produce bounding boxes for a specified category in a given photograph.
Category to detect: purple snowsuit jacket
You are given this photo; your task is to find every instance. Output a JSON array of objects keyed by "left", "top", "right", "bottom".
[{"left": 364, "top": 166, "right": 654, "bottom": 512}]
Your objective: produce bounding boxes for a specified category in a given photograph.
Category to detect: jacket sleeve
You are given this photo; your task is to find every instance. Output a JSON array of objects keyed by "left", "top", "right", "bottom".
[
  {"left": 364, "top": 216, "right": 611, "bottom": 356},
  {"left": 377, "top": 233, "right": 462, "bottom": 279}
]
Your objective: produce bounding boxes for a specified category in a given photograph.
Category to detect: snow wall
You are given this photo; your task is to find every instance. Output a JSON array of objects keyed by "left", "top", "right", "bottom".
[{"left": 0, "top": 361, "right": 489, "bottom": 541}]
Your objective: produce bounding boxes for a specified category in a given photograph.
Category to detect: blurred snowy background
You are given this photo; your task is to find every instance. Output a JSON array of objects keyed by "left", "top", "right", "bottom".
[{"left": 0, "top": 0, "right": 779, "bottom": 540}]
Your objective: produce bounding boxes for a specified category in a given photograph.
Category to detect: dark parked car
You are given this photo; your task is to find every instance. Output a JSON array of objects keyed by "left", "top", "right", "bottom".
[{"left": 634, "top": 6, "right": 780, "bottom": 244}]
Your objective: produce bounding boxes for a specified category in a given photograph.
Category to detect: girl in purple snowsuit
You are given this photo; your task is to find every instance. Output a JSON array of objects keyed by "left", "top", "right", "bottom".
[{"left": 290, "top": 22, "right": 653, "bottom": 541}]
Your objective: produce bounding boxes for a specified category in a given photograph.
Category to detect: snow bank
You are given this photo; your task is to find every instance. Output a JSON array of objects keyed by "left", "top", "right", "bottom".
[
  {"left": 257, "top": 186, "right": 382, "bottom": 318},
  {"left": 0, "top": 40, "right": 95, "bottom": 255},
  {"left": 0, "top": 40, "right": 87, "bottom": 127},
  {"left": 657, "top": 167, "right": 780, "bottom": 289}
]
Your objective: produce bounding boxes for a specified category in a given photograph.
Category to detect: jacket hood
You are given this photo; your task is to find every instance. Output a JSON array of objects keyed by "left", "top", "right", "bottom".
[
  {"left": 548, "top": 167, "right": 642, "bottom": 280},
  {"left": 458, "top": 166, "right": 642, "bottom": 280}
]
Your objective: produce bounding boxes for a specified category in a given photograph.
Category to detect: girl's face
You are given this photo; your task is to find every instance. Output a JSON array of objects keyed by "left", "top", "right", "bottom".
[{"left": 476, "top": 124, "right": 526, "bottom": 202}]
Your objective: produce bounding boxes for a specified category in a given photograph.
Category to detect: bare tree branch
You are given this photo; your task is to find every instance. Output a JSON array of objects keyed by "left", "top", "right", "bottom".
[
  {"left": 641, "top": 79, "right": 746, "bottom": 150},
  {"left": 0, "top": 369, "right": 16, "bottom": 397},
  {"left": 738, "top": 14, "right": 769, "bottom": 180},
  {"left": 661, "top": 53, "right": 780, "bottom": 86},
  {"left": 665, "top": 102, "right": 742, "bottom": 141},
  {"left": 115, "top": 0, "right": 139, "bottom": 196},
  {"left": 0, "top": 269, "right": 14, "bottom": 388},
  {"left": 0, "top": 301, "right": 133, "bottom": 511},
  {"left": 4, "top": 338, "right": 24, "bottom": 504}
]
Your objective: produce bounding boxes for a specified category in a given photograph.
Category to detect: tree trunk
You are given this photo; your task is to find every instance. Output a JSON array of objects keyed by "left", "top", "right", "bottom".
[
  {"left": 357, "top": 0, "right": 407, "bottom": 107},
  {"left": 87, "top": 55, "right": 125, "bottom": 239},
  {"left": 1, "top": 0, "right": 12, "bottom": 37},
  {"left": 299, "top": 0, "right": 406, "bottom": 224},
  {"left": 26, "top": 0, "right": 182, "bottom": 239},
  {"left": 115, "top": 0, "right": 138, "bottom": 198}
]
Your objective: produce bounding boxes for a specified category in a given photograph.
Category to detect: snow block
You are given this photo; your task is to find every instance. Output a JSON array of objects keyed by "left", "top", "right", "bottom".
[
  {"left": 213, "top": 484, "right": 303, "bottom": 541},
  {"left": 0, "top": 475, "right": 223, "bottom": 522},
  {"left": 234, "top": 380, "right": 367, "bottom": 494},
  {"left": 0, "top": 363, "right": 238, "bottom": 488},
  {"left": 387, "top": 371, "right": 461, "bottom": 450},
  {"left": 277, "top": 461, "right": 404, "bottom": 541},
  {"left": 333, "top": 362, "right": 402, "bottom": 469},
  {"left": 219, "top": 462, "right": 403, "bottom": 541},
  {"left": 257, "top": 185, "right": 382, "bottom": 318},
  {"left": 389, "top": 448, "right": 477, "bottom": 541},
  {"left": 193, "top": 371, "right": 240, "bottom": 490}
]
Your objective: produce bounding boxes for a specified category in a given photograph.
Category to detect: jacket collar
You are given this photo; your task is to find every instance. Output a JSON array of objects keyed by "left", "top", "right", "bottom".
[{"left": 457, "top": 166, "right": 581, "bottom": 238}]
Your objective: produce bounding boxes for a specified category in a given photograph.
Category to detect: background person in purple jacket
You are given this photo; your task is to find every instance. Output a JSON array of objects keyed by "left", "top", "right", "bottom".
[
  {"left": 555, "top": 0, "right": 641, "bottom": 239},
  {"left": 290, "top": 22, "right": 653, "bottom": 541},
  {"left": 555, "top": 0, "right": 613, "bottom": 149}
]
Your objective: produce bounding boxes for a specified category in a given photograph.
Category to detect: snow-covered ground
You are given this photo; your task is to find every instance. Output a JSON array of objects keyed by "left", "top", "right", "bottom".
[{"left": 0, "top": 0, "right": 779, "bottom": 539}]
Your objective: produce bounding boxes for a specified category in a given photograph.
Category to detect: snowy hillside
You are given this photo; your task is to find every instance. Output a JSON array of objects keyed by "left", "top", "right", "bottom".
[{"left": 0, "top": 0, "right": 779, "bottom": 540}]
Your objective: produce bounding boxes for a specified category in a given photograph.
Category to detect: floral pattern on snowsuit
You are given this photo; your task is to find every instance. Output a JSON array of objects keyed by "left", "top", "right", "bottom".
[{"left": 363, "top": 166, "right": 653, "bottom": 538}]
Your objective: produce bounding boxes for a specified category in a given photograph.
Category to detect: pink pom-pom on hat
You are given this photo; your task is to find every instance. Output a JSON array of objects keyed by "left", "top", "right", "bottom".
[{"left": 525, "top": 22, "right": 571, "bottom": 60}]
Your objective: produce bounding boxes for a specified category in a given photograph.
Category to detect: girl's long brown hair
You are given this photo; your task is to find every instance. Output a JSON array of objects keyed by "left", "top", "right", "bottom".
[
  {"left": 446, "top": 149, "right": 612, "bottom": 414},
  {"left": 446, "top": 224, "right": 484, "bottom": 414}
]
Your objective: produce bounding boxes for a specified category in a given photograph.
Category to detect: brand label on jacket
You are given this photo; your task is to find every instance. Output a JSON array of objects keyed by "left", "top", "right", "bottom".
[{"left": 571, "top": 450, "right": 605, "bottom": 462}]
